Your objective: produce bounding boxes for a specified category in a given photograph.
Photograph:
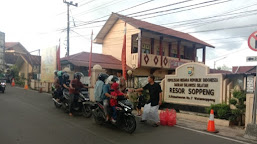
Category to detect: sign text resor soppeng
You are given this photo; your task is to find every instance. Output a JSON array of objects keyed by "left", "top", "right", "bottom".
[{"left": 164, "top": 63, "right": 223, "bottom": 107}]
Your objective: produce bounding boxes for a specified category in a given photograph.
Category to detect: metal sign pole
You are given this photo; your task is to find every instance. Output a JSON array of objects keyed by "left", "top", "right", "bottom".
[{"left": 253, "top": 66, "right": 257, "bottom": 124}]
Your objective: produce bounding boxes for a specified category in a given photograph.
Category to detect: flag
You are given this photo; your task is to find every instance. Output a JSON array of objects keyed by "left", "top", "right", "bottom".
[
  {"left": 57, "top": 39, "right": 61, "bottom": 71},
  {"left": 88, "top": 30, "right": 93, "bottom": 76},
  {"left": 121, "top": 23, "right": 127, "bottom": 80}
]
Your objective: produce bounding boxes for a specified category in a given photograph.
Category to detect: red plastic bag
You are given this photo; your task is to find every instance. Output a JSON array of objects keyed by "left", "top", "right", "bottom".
[
  {"left": 160, "top": 109, "right": 168, "bottom": 126},
  {"left": 167, "top": 109, "right": 176, "bottom": 126}
]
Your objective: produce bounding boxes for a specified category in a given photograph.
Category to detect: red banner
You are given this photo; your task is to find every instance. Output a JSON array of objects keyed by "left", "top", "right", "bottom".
[{"left": 121, "top": 23, "right": 127, "bottom": 80}]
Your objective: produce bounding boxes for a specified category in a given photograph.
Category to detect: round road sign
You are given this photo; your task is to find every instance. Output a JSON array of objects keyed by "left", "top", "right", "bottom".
[{"left": 248, "top": 31, "right": 257, "bottom": 51}]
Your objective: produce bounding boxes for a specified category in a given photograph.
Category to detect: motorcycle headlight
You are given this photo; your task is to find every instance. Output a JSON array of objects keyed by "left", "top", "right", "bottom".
[{"left": 1, "top": 83, "right": 5, "bottom": 85}]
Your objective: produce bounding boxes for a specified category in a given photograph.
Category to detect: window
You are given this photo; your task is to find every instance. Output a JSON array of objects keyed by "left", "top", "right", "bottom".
[
  {"left": 156, "top": 46, "right": 164, "bottom": 55},
  {"left": 142, "top": 43, "right": 150, "bottom": 54}
]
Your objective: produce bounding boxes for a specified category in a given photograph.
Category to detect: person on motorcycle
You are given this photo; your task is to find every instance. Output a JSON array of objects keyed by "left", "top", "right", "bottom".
[
  {"left": 110, "top": 82, "right": 125, "bottom": 123},
  {"left": 94, "top": 73, "right": 109, "bottom": 102},
  {"left": 53, "top": 70, "right": 62, "bottom": 102},
  {"left": 69, "top": 72, "right": 93, "bottom": 116},
  {"left": 103, "top": 75, "right": 119, "bottom": 121},
  {"left": 62, "top": 72, "right": 70, "bottom": 90}
]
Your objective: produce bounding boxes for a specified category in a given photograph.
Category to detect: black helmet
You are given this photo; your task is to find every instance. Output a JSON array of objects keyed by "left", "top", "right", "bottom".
[
  {"left": 74, "top": 72, "right": 84, "bottom": 80},
  {"left": 111, "top": 76, "right": 119, "bottom": 82},
  {"left": 98, "top": 73, "right": 109, "bottom": 82},
  {"left": 62, "top": 73, "right": 69, "bottom": 80}
]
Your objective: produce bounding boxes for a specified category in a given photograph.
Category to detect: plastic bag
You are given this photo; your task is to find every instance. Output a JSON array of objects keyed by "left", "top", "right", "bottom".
[
  {"left": 160, "top": 109, "right": 168, "bottom": 125},
  {"left": 167, "top": 109, "right": 176, "bottom": 126}
]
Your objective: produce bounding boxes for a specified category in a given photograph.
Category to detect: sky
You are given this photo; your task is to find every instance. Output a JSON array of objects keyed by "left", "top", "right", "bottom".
[{"left": 1, "top": 0, "right": 257, "bottom": 70}]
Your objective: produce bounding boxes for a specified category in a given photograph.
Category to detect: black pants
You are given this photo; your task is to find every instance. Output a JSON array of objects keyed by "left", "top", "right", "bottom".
[{"left": 69, "top": 94, "right": 79, "bottom": 113}]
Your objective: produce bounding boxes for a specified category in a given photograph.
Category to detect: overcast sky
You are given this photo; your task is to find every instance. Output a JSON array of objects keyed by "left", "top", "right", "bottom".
[{"left": 1, "top": 0, "right": 257, "bottom": 69}]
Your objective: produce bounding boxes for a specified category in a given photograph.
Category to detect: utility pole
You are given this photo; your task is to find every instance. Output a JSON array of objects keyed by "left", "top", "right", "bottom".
[{"left": 63, "top": 0, "right": 78, "bottom": 57}]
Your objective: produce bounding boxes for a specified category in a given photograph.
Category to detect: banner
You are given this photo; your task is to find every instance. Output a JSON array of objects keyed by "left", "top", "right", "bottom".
[
  {"left": 121, "top": 23, "right": 127, "bottom": 80},
  {"left": 41, "top": 46, "right": 57, "bottom": 82}
]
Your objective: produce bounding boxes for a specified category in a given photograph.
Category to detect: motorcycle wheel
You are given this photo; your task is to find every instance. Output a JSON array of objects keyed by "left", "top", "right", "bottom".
[
  {"left": 2, "top": 90, "right": 4, "bottom": 93},
  {"left": 61, "top": 101, "right": 69, "bottom": 113},
  {"left": 123, "top": 115, "right": 137, "bottom": 134},
  {"left": 93, "top": 109, "right": 104, "bottom": 125},
  {"left": 82, "top": 105, "right": 92, "bottom": 118},
  {"left": 54, "top": 101, "right": 61, "bottom": 108}
]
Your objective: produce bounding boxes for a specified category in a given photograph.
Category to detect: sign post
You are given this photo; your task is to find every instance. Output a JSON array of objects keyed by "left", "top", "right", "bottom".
[{"left": 247, "top": 31, "right": 257, "bottom": 124}]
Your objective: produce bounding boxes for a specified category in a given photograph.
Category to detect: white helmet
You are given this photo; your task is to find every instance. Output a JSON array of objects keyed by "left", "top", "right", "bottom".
[{"left": 105, "top": 75, "right": 118, "bottom": 84}]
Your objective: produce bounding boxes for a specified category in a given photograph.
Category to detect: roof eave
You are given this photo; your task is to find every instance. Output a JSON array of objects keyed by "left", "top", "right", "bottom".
[{"left": 94, "top": 13, "right": 120, "bottom": 44}]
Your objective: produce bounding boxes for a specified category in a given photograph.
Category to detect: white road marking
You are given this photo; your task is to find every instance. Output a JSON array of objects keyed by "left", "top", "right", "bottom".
[
  {"left": 13, "top": 86, "right": 51, "bottom": 95},
  {"left": 175, "top": 125, "right": 251, "bottom": 144}
]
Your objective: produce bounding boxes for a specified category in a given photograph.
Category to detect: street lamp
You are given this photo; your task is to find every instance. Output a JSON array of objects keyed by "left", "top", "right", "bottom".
[{"left": 214, "top": 57, "right": 226, "bottom": 69}]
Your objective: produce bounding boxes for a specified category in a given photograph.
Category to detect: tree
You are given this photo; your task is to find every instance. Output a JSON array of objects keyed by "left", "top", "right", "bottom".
[
  {"left": 217, "top": 64, "right": 231, "bottom": 71},
  {"left": 229, "top": 90, "right": 246, "bottom": 126}
]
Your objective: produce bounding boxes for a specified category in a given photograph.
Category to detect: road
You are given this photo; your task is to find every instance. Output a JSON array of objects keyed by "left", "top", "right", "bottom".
[{"left": 0, "top": 86, "right": 252, "bottom": 144}]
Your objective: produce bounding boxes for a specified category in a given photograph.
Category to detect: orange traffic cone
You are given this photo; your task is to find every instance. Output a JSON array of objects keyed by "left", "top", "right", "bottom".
[
  {"left": 11, "top": 79, "right": 15, "bottom": 87},
  {"left": 24, "top": 80, "right": 28, "bottom": 90},
  {"left": 207, "top": 109, "right": 218, "bottom": 133},
  {"left": 24, "top": 81, "right": 29, "bottom": 90}
]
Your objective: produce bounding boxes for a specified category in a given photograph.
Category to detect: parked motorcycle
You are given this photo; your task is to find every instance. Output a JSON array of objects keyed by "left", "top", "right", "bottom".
[
  {"left": 91, "top": 96, "right": 137, "bottom": 134},
  {"left": 53, "top": 88, "right": 93, "bottom": 118},
  {"left": 0, "top": 79, "right": 6, "bottom": 93}
]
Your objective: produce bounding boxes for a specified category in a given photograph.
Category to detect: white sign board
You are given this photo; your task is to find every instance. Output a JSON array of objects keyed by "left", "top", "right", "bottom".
[
  {"left": 165, "top": 63, "right": 223, "bottom": 107},
  {"left": 247, "top": 75, "right": 254, "bottom": 93},
  {"left": 246, "top": 56, "right": 257, "bottom": 62}
]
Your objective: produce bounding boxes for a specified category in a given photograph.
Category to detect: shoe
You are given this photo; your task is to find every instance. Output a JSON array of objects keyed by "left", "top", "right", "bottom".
[
  {"left": 111, "top": 118, "right": 116, "bottom": 123},
  {"left": 140, "top": 120, "right": 147, "bottom": 123},
  {"left": 152, "top": 123, "right": 159, "bottom": 127}
]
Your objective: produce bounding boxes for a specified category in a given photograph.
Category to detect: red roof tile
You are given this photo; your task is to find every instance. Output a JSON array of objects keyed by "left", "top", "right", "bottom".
[
  {"left": 210, "top": 69, "right": 232, "bottom": 74},
  {"left": 61, "top": 52, "right": 131, "bottom": 70},
  {"left": 21, "top": 54, "right": 41, "bottom": 66},
  {"left": 232, "top": 66, "right": 256, "bottom": 74},
  {"left": 5, "top": 42, "right": 19, "bottom": 50},
  {"left": 95, "top": 13, "right": 214, "bottom": 48},
  {"left": 115, "top": 13, "right": 214, "bottom": 48}
]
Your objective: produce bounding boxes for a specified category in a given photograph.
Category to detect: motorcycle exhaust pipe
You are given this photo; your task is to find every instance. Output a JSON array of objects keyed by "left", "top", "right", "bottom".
[{"left": 52, "top": 98, "right": 62, "bottom": 105}]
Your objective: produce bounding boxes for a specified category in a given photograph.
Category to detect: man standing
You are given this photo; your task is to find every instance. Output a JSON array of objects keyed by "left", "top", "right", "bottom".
[
  {"left": 117, "top": 71, "right": 126, "bottom": 93},
  {"left": 132, "top": 75, "right": 162, "bottom": 127}
]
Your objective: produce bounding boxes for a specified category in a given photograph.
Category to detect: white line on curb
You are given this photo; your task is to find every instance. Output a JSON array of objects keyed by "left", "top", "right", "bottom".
[
  {"left": 175, "top": 125, "right": 251, "bottom": 144},
  {"left": 13, "top": 87, "right": 52, "bottom": 95}
]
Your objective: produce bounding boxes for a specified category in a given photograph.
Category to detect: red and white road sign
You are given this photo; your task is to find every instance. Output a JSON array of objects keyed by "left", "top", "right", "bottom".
[{"left": 248, "top": 31, "right": 257, "bottom": 51}]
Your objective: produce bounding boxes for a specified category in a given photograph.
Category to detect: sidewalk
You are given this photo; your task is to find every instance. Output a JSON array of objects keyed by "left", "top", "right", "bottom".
[{"left": 132, "top": 110, "right": 257, "bottom": 144}]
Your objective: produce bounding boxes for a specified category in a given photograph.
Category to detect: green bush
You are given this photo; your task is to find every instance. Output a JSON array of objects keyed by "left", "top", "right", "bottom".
[
  {"left": 206, "top": 104, "right": 231, "bottom": 120},
  {"left": 229, "top": 99, "right": 237, "bottom": 105},
  {"left": 229, "top": 90, "right": 246, "bottom": 126}
]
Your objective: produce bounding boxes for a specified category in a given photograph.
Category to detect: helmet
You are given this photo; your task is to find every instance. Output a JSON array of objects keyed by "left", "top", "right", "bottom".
[
  {"left": 57, "top": 71, "right": 63, "bottom": 77},
  {"left": 74, "top": 72, "right": 84, "bottom": 80},
  {"left": 62, "top": 73, "right": 69, "bottom": 80},
  {"left": 98, "top": 73, "right": 109, "bottom": 82},
  {"left": 105, "top": 75, "right": 119, "bottom": 84},
  {"left": 111, "top": 76, "right": 119, "bottom": 82},
  {"left": 54, "top": 70, "right": 58, "bottom": 75}
]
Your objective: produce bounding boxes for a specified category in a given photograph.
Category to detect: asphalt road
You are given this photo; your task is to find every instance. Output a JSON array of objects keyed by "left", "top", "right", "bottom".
[{"left": 0, "top": 86, "right": 251, "bottom": 144}]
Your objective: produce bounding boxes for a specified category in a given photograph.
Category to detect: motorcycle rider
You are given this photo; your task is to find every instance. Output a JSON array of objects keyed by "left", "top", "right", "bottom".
[
  {"left": 53, "top": 70, "right": 62, "bottom": 102},
  {"left": 62, "top": 72, "right": 70, "bottom": 90},
  {"left": 69, "top": 72, "right": 93, "bottom": 116},
  {"left": 94, "top": 73, "right": 109, "bottom": 102},
  {"left": 103, "top": 75, "right": 119, "bottom": 121}
]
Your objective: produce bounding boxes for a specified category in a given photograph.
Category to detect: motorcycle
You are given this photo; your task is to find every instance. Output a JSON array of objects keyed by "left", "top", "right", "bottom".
[
  {"left": 53, "top": 88, "right": 93, "bottom": 118},
  {"left": 0, "top": 79, "right": 6, "bottom": 93},
  {"left": 91, "top": 96, "right": 137, "bottom": 134}
]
